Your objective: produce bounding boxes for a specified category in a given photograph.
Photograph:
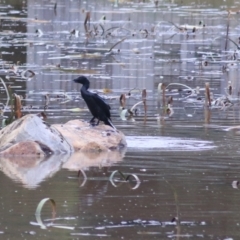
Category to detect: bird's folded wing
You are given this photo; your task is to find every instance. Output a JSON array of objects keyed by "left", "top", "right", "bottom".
[{"left": 92, "top": 93, "right": 111, "bottom": 118}]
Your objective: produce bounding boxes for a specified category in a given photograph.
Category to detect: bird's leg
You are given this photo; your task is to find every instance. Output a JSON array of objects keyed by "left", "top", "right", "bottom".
[
  {"left": 96, "top": 119, "right": 100, "bottom": 125},
  {"left": 91, "top": 120, "right": 100, "bottom": 126},
  {"left": 89, "top": 117, "right": 96, "bottom": 124},
  {"left": 89, "top": 117, "right": 100, "bottom": 126}
]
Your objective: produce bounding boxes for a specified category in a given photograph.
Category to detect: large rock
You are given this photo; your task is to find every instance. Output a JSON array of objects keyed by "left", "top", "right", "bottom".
[
  {"left": 53, "top": 119, "right": 126, "bottom": 152},
  {"left": 0, "top": 114, "right": 126, "bottom": 156},
  {"left": 0, "top": 114, "right": 126, "bottom": 188},
  {"left": 0, "top": 114, "right": 73, "bottom": 155}
]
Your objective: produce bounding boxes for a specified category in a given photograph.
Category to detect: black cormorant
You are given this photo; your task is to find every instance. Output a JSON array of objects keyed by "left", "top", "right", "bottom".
[{"left": 73, "top": 76, "right": 116, "bottom": 129}]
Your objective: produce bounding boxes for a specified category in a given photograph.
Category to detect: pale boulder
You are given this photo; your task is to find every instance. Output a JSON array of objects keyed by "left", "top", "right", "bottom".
[
  {"left": 0, "top": 141, "right": 46, "bottom": 157},
  {"left": 0, "top": 114, "right": 126, "bottom": 156},
  {"left": 53, "top": 119, "right": 126, "bottom": 152},
  {"left": 0, "top": 114, "right": 73, "bottom": 155},
  {"left": 0, "top": 114, "right": 127, "bottom": 188}
]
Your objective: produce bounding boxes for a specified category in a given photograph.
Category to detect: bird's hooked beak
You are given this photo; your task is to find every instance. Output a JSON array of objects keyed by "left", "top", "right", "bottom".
[
  {"left": 73, "top": 78, "right": 82, "bottom": 84},
  {"left": 72, "top": 76, "right": 89, "bottom": 87},
  {"left": 73, "top": 76, "right": 85, "bottom": 84}
]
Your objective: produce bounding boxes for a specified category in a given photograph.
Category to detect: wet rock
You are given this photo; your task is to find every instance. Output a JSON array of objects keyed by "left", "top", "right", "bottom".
[
  {"left": 0, "top": 114, "right": 73, "bottom": 155},
  {"left": 0, "top": 114, "right": 126, "bottom": 156},
  {"left": 0, "top": 115, "right": 126, "bottom": 187},
  {"left": 0, "top": 141, "right": 47, "bottom": 157},
  {"left": 53, "top": 119, "right": 126, "bottom": 152}
]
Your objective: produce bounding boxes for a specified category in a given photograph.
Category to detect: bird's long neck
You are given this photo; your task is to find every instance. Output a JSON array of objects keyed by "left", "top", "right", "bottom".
[{"left": 81, "top": 82, "right": 90, "bottom": 91}]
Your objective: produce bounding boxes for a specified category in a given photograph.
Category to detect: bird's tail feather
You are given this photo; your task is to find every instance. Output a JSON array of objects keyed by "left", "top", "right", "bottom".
[{"left": 105, "top": 118, "right": 116, "bottom": 130}]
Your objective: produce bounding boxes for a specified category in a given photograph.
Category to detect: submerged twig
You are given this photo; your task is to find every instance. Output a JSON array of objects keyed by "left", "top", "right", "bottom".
[
  {"left": 99, "top": 24, "right": 104, "bottom": 36},
  {"left": 109, "top": 37, "right": 127, "bottom": 52},
  {"left": 164, "top": 180, "right": 181, "bottom": 235},
  {"left": 130, "top": 101, "right": 143, "bottom": 112},
  {"left": 109, "top": 170, "right": 140, "bottom": 189},
  {"left": 142, "top": 89, "right": 147, "bottom": 117},
  {"left": 21, "top": 69, "right": 35, "bottom": 80},
  {"left": 0, "top": 78, "right": 11, "bottom": 126},
  {"left": 140, "top": 29, "right": 148, "bottom": 38},
  {"left": 35, "top": 198, "right": 56, "bottom": 229},
  {"left": 168, "top": 21, "right": 186, "bottom": 32},
  {"left": 227, "top": 81, "right": 232, "bottom": 95},
  {"left": 78, "top": 169, "right": 87, "bottom": 187},
  {"left": 161, "top": 83, "right": 166, "bottom": 114},
  {"left": 0, "top": 77, "right": 10, "bottom": 105},
  {"left": 84, "top": 11, "right": 90, "bottom": 26},
  {"left": 225, "top": 12, "right": 230, "bottom": 51},
  {"left": 205, "top": 82, "right": 211, "bottom": 107},
  {"left": 107, "top": 26, "right": 131, "bottom": 32},
  {"left": 54, "top": 2, "right": 57, "bottom": 15},
  {"left": 111, "top": 56, "right": 125, "bottom": 68},
  {"left": 127, "top": 87, "right": 141, "bottom": 96},
  {"left": 44, "top": 94, "right": 49, "bottom": 111},
  {"left": 228, "top": 37, "right": 240, "bottom": 50}
]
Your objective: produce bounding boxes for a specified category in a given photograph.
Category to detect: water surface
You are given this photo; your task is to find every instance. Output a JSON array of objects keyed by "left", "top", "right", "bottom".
[{"left": 0, "top": 0, "right": 240, "bottom": 239}]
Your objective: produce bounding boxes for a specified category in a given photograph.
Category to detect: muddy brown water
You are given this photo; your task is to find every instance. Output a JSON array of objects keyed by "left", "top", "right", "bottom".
[{"left": 0, "top": 0, "right": 240, "bottom": 239}]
